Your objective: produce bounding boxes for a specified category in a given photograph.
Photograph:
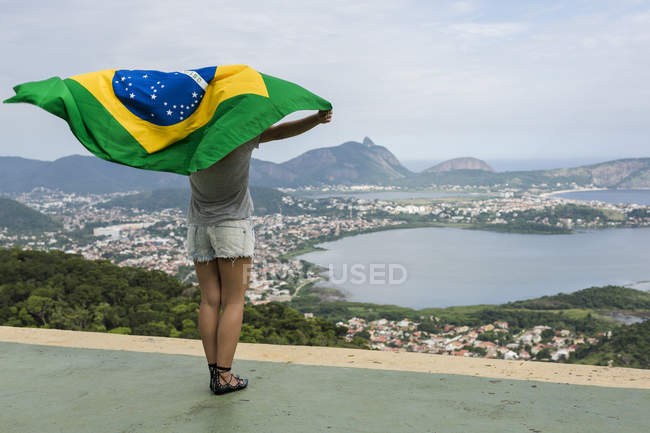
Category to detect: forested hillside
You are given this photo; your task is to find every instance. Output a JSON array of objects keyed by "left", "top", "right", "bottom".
[
  {"left": 504, "top": 285, "right": 650, "bottom": 310},
  {"left": 2, "top": 248, "right": 648, "bottom": 367},
  {"left": 571, "top": 319, "right": 650, "bottom": 369},
  {"left": 0, "top": 248, "right": 367, "bottom": 348},
  {"left": 0, "top": 197, "right": 61, "bottom": 233}
]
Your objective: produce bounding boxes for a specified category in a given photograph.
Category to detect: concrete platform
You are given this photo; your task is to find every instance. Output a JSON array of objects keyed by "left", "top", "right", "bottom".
[{"left": 1, "top": 328, "right": 649, "bottom": 432}]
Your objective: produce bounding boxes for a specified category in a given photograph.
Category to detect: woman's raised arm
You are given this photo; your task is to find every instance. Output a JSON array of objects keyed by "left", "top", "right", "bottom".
[{"left": 259, "top": 109, "right": 332, "bottom": 143}]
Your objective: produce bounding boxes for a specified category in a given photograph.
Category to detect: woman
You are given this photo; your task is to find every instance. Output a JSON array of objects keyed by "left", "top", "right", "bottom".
[{"left": 187, "top": 109, "right": 333, "bottom": 395}]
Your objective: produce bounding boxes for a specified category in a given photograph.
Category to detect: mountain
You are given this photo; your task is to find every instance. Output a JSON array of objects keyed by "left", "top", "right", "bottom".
[
  {"left": 400, "top": 157, "right": 650, "bottom": 189},
  {"left": 98, "top": 185, "right": 292, "bottom": 215},
  {"left": 249, "top": 159, "right": 299, "bottom": 186},
  {"left": 2, "top": 144, "right": 649, "bottom": 192},
  {"left": 424, "top": 157, "right": 495, "bottom": 173},
  {"left": 0, "top": 155, "right": 186, "bottom": 193},
  {"left": 0, "top": 197, "right": 61, "bottom": 233},
  {"left": 539, "top": 158, "right": 650, "bottom": 189},
  {"left": 1, "top": 137, "right": 410, "bottom": 192},
  {"left": 250, "top": 137, "right": 413, "bottom": 187}
]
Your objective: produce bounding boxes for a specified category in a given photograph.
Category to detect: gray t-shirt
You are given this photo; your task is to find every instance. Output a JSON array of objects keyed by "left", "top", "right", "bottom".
[{"left": 187, "top": 135, "right": 260, "bottom": 225}]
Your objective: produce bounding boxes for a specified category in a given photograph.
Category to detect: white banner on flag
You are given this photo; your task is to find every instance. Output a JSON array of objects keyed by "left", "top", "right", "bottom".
[{"left": 179, "top": 70, "right": 208, "bottom": 90}]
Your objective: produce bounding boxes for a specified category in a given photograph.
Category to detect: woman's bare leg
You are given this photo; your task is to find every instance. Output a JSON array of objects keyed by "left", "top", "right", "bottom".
[
  {"left": 195, "top": 259, "right": 221, "bottom": 364},
  {"left": 215, "top": 256, "right": 252, "bottom": 385}
]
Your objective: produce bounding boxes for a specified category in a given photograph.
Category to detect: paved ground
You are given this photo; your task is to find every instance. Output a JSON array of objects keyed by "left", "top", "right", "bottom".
[
  {"left": 1, "top": 342, "right": 649, "bottom": 433},
  {"left": 3, "top": 326, "right": 647, "bottom": 389}
]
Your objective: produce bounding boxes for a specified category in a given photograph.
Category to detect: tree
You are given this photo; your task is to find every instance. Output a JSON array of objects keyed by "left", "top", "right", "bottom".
[
  {"left": 24, "top": 295, "right": 55, "bottom": 326},
  {"left": 541, "top": 328, "right": 555, "bottom": 343},
  {"left": 536, "top": 348, "right": 551, "bottom": 360}
]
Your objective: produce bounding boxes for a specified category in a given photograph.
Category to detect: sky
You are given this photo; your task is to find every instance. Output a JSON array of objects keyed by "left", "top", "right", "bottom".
[{"left": 1, "top": 0, "right": 649, "bottom": 167}]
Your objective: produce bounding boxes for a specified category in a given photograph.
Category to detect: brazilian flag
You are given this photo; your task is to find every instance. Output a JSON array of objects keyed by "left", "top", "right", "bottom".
[{"left": 4, "top": 65, "right": 332, "bottom": 175}]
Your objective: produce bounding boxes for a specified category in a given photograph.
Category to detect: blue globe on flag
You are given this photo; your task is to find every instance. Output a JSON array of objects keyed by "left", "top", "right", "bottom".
[{"left": 112, "top": 66, "right": 217, "bottom": 126}]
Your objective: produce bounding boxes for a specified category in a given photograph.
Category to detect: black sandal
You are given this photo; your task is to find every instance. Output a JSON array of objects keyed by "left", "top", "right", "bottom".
[{"left": 212, "top": 365, "right": 248, "bottom": 395}]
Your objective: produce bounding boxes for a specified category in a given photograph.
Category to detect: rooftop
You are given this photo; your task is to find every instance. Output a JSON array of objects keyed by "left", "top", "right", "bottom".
[{"left": 1, "top": 326, "right": 649, "bottom": 433}]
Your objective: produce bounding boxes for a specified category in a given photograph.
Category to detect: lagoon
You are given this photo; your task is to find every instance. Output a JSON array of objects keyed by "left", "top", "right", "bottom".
[{"left": 298, "top": 226, "right": 650, "bottom": 309}]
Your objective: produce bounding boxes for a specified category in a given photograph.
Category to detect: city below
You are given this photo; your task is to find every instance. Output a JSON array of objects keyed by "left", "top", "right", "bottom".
[{"left": 2, "top": 181, "right": 649, "bottom": 364}]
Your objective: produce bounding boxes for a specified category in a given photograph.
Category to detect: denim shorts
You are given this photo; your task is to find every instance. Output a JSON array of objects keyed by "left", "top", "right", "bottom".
[{"left": 187, "top": 218, "right": 255, "bottom": 263}]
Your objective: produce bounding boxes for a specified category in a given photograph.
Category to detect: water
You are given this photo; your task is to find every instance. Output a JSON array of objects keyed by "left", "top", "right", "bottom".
[
  {"left": 555, "top": 189, "right": 650, "bottom": 206},
  {"left": 298, "top": 227, "right": 650, "bottom": 309},
  {"left": 298, "top": 191, "right": 480, "bottom": 200}
]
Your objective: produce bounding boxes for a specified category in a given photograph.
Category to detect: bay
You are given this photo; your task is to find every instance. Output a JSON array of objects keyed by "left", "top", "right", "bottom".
[{"left": 298, "top": 227, "right": 650, "bottom": 309}]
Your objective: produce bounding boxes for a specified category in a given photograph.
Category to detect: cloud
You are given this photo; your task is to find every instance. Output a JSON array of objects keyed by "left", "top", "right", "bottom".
[
  {"left": 447, "top": 22, "right": 527, "bottom": 38},
  {"left": 1, "top": 0, "right": 649, "bottom": 162},
  {"left": 450, "top": 1, "right": 476, "bottom": 15}
]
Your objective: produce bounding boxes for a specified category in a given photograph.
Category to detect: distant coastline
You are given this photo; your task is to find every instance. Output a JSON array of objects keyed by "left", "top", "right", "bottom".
[{"left": 539, "top": 187, "right": 610, "bottom": 198}]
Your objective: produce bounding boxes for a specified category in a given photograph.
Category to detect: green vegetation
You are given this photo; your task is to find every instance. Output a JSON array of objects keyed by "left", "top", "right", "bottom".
[
  {"left": 0, "top": 248, "right": 365, "bottom": 349},
  {"left": 241, "top": 302, "right": 367, "bottom": 347},
  {"left": 0, "top": 197, "right": 61, "bottom": 233},
  {"left": 628, "top": 208, "right": 650, "bottom": 219},
  {"left": 571, "top": 320, "right": 650, "bottom": 369},
  {"left": 469, "top": 222, "right": 570, "bottom": 234},
  {"left": 489, "top": 202, "right": 630, "bottom": 232},
  {"left": 289, "top": 285, "right": 649, "bottom": 337},
  {"left": 2, "top": 248, "right": 648, "bottom": 367},
  {"left": 366, "top": 202, "right": 624, "bottom": 235},
  {"left": 504, "top": 285, "right": 650, "bottom": 310},
  {"left": 538, "top": 203, "right": 608, "bottom": 219}
]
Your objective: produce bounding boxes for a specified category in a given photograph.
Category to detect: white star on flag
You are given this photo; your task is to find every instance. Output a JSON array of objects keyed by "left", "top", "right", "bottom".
[
  {"left": 151, "top": 94, "right": 157, "bottom": 100},
  {"left": 192, "top": 92, "right": 198, "bottom": 97},
  {"left": 167, "top": 110, "right": 172, "bottom": 115},
  {"left": 130, "top": 93, "right": 135, "bottom": 99}
]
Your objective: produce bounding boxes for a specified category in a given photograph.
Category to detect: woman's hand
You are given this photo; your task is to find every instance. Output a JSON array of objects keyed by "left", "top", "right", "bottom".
[{"left": 317, "top": 109, "right": 333, "bottom": 124}]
